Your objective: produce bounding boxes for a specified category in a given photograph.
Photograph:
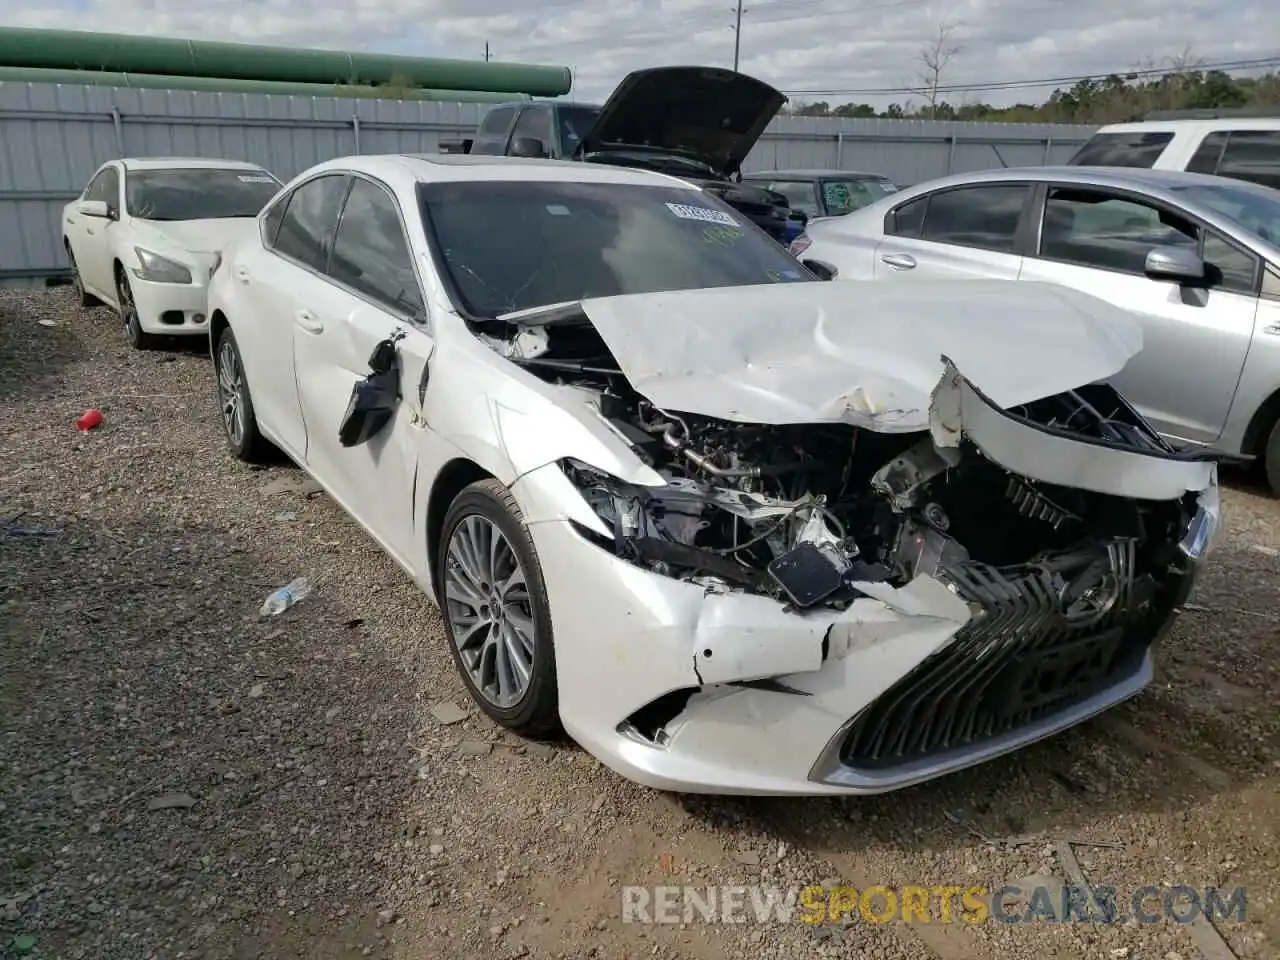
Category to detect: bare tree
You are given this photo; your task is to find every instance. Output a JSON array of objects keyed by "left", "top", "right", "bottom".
[{"left": 913, "top": 22, "right": 962, "bottom": 120}]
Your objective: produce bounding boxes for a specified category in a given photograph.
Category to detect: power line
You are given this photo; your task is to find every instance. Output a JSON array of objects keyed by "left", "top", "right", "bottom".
[
  {"left": 503, "top": 0, "right": 930, "bottom": 59},
  {"left": 782, "top": 54, "right": 1280, "bottom": 97}
]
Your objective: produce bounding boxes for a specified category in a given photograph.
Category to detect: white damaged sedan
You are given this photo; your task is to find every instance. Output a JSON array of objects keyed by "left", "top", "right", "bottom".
[{"left": 206, "top": 153, "right": 1220, "bottom": 796}]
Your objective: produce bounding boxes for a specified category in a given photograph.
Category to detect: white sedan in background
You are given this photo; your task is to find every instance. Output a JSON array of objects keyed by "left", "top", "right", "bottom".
[
  {"left": 62, "top": 157, "right": 282, "bottom": 349},
  {"left": 206, "top": 153, "right": 1217, "bottom": 796}
]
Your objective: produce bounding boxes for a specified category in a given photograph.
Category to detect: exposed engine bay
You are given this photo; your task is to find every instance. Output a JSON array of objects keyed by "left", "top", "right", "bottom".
[{"left": 479, "top": 310, "right": 1206, "bottom": 614}]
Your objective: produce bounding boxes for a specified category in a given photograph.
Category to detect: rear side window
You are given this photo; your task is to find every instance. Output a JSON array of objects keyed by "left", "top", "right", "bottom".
[
  {"left": 917, "top": 185, "right": 1029, "bottom": 253},
  {"left": 1187, "top": 132, "right": 1229, "bottom": 174},
  {"left": 273, "top": 174, "right": 350, "bottom": 272},
  {"left": 1067, "top": 132, "right": 1174, "bottom": 168},
  {"left": 885, "top": 196, "right": 927, "bottom": 237},
  {"left": 1217, "top": 131, "right": 1280, "bottom": 190},
  {"left": 471, "top": 106, "right": 518, "bottom": 155}
]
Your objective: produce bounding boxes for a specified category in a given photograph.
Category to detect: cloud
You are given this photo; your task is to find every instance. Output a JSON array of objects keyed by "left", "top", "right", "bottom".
[{"left": 9, "top": 0, "right": 1273, "bottom": 108}]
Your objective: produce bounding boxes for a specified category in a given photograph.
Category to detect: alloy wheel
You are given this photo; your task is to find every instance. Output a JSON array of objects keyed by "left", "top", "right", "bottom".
[
  {"left": 443, "top": 515, "right": 537, "bottom": 709},
  {"left": 217, "top": 338, "right": 245, "bottom": 447}
]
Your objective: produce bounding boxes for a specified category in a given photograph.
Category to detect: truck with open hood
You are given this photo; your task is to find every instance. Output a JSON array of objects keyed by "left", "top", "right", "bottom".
[{"left": 448, "top": 66, "right": 803, "bottom": 243}]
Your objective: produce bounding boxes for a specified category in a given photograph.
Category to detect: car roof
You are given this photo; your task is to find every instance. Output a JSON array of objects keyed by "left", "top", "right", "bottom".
[
  {"left": 118, "top": 157, "right": 268, "bottom": 172},
  {"left": 293, "top": 153, "right": 704, "bottom": 191},
  {"left": 743, "top": 169, "right": 890, "bottom": 180},
  {"left": 1093, "top": 117, "right": 1280, "bottom": 134},
  {"left": 898, "top": 164, "right": 1273, "bottom": 194}
]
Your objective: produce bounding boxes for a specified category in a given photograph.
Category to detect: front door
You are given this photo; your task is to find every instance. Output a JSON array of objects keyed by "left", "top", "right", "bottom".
[{"left": 1018, "top": 184, "right": 1259, "bottom": 446}]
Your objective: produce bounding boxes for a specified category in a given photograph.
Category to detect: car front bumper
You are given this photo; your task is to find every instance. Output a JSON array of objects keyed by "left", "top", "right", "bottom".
[
  {"left": 510, "top": 462, "right": 1203, "bottom": 797},
  {"left": 129, "top": 267, "right": 215, "bottom": 336}
]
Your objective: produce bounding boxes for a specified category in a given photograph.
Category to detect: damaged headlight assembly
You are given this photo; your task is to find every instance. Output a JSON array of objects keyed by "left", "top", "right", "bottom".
[{"left": 557, "top": 457, "right": 879, "bottom": 609}]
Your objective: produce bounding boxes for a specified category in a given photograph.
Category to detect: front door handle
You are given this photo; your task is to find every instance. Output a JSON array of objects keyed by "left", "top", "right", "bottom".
[
  {"left": 881, "top": 253, "right": 916, "bottom": 270},
  {"left": 86, "top": 228, "right": 95, "bottom": 236},
  {"left": 234, "top": 265, "right": 251, "bottom": 284},
  {"left": 295, "top": 309, "right": 324, "bottom": 335}
]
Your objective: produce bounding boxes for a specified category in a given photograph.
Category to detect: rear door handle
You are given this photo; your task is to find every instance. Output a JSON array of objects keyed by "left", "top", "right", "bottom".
[
  {"left": 86, "top": 228, "right": 95, "bottom": 236},
  {"left": 295, "top": 309, "right": 324, "bottom": 334},
  {"left": 881, "top": 253, "right": 916, "bottom": 270},
  {"left": 234, "top": 265, "right": 251, "bottom": 284}
]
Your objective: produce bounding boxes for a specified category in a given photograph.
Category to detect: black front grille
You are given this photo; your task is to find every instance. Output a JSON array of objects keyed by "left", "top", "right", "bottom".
[{"left": 840, "top": 539, "right": 1182, "bottom": 769}]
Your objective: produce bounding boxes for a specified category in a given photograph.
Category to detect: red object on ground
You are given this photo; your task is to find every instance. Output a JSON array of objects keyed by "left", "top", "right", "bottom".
[{"left": 75, "top": 408, "right": 103, "bottom": 431}]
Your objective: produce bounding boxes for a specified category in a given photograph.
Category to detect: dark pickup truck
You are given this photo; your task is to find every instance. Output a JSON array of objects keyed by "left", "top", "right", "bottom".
[{"left": 443, "top": 66, "right": 803, "bottom": 244}]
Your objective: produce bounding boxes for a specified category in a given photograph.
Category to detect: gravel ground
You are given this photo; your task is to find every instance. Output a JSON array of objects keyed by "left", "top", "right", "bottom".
[{"left": 2, "top": 286, "right": 1277, "bottom": 960}]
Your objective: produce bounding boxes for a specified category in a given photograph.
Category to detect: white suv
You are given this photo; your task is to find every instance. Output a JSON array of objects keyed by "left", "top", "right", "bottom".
[{"left": 1067, "top": 114, "right": 1280, "bottom": 190}]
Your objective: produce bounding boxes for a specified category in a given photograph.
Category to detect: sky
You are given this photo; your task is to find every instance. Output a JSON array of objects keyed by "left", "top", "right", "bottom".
[{"left": 7, "top": 0, "right": 1278, "bottom": 109}]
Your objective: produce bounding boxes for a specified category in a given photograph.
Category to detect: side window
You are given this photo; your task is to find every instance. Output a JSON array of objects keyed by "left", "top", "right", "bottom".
[
  {"left": 471, "top": 106, "right": 517, "bottom": 155},
  {"left": 261, "top": 193, "right": 289, "bottom": 247},
  {"left": 1202, "top": 230, "right": 1259, "bottom": 294},
  {"left": 885, "top": 196, "right": 926, "bottom": 238},
  {"left": 767, "top": 181, "right": 820, "bottom": 217},
  {"left": 1067, "top": 131, "right": 1174, "bottom": 168},
  {"left": 85, "top": 166, "right": 119, "bottom": 209},
  {"left": 510, "top": 108, "right": 552, "bottom": 152},
  {"left": 274, "top": 174, "right": 350, "bottom": 272},
  {"left": 1216, "top": 131, "right": 1280, "bottom": 190},
  {"left": 918, "top": 185, "right": 1028, "bottom": 253},
  {"left": 329, "top": 178, "right": 424, "bottom": 317},
  {"left": 1186, "top": 131, "right": 1229, "bottom": 174},
  {"left": 1039, "top": 187, "right": 1197, "bottom": 274}
]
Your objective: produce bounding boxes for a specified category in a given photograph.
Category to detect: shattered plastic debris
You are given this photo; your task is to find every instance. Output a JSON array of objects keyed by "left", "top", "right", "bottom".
[
  {"left": 259, "top": 577, "right": 312, "bottom": 617},
  {"left": 75, "top": 408, "right": 103, "bottom": 431}
]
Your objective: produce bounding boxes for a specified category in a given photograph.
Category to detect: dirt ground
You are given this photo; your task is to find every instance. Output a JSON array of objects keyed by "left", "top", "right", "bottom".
[{"left": 1, "top": 286, "right": 1277, "bottom": 960}]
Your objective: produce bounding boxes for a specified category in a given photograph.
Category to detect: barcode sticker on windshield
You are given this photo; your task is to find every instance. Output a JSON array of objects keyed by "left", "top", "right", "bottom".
[
  {"left": 239, "top": 175, "right": 276, "bottom": 183},
  {"left": 665, "top": 202, "right": 738, "bottom": 226}
]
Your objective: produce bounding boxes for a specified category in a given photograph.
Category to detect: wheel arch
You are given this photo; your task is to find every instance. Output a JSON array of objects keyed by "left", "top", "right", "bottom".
[
  {"left": 425, "top": 458, "right": 496, "bottom": 590},
  {"left": 1241, "top": 386, "right": 1280, "bottom": 458}
]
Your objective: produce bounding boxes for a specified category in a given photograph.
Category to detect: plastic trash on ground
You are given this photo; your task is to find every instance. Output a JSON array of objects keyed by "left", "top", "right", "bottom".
[{"left": 260, "top": 576, "right": 312, "bottom": 616}]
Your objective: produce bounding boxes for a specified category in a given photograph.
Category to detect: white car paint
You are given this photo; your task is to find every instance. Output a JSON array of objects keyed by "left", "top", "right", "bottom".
[
  {"left": 61, "top": 157, "right": 281, "bottom": 346},
  {"left": 207, "top": 154, "right": 1218, "bottom": 796}
]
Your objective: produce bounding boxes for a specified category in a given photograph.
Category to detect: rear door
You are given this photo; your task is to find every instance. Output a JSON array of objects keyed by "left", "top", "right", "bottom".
[
  {"left": 1018, "top": 183, "right": 1259, "bottom": 445},
  {"left": 238, "top": 172, "right": 351, "bottom": 459},
  {"left": 293, "top": 174, "right": 431, "bottom": 566},
  {"left": 872, "top": 183, "right": 1030, "bottom": 280}
]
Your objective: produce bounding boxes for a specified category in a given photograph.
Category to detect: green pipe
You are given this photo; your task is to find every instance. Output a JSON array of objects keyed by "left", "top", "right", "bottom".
[
  {"left": 0, "top": 66, "right": 529, "bottom": 102},
  {"left": 0, "top": 27, "right": 571, "bottom": 96}
]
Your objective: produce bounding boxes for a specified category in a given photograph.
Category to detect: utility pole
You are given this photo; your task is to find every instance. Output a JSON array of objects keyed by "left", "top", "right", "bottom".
[
  {"left": 484, "top": 42, "right": 491, "bottom": 62},
  {"left": 732, "top": 0, "right": 743, "bottom": 71}
]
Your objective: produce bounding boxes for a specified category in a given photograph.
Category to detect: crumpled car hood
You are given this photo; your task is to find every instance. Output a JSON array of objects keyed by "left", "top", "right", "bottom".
[{"left": 576, "top": 279, "right": 1144, "bottom": 431}]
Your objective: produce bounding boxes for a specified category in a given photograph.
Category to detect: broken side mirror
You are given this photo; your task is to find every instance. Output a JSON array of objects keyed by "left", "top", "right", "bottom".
[
  {"left": 1144, "top": 245, "right": 1205, "bottom": 284},
  {"left": 510, "top": 136, "right": 548, "bottom": 159},
  {"left": 789, "top": 210, "right": 809, "bottom": 225},
  {"left": 338, "top": 332, "right": 404, "bottom": 448},
  {"left": 802, "top": 259, "right": 838, "bottom": 281}
]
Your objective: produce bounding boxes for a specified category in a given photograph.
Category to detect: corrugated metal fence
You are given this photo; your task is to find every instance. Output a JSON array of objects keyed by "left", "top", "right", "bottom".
[{"left": 0, "top": 81, "right": 1099, "bottom": 279}]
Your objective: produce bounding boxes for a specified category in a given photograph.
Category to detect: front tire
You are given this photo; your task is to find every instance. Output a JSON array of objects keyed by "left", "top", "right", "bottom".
[
  {"left": 1264, "top": 419, "right": 1280, "bottom": 497},
  {"left": 115, "top": 266, "right": 159, "bottom": 350},
  {"left": 438, "top": 479, "right": 559, "bottom": 736},
  {"left": 213, "top": 325, "right": 272, "bottom": 463}
]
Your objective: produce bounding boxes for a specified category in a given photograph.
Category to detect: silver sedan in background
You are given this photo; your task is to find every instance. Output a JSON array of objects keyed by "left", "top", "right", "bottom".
[{"left": 795, "top": 167, "right": 1280, "bottom": 493}]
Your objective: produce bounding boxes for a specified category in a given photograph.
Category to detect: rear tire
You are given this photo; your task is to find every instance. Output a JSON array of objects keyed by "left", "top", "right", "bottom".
[
  {"left": 1264, "top": 419, "right": 1280, "bottom": 497},
  {"left": 213, "top": 325, "right": 273, "bottom": 463},
  {"left": 115, "top": 266, "right": 160, "bottom": 351},
  {"left": 437, "top": 479, "right": 560, "bottom": 737},
  {"left": 66, "top": 243, "right": 99, "bottom": 308}
]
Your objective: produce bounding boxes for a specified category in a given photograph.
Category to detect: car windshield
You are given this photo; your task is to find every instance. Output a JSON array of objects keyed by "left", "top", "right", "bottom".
[
  {"left": 820, "top": 178, "right": 899, "bottom": 214},
  {"left": 557, "top": 105, "right": 601, "bottom": 156},
  {"left": 1168, "top": 182, "right": 1280, "bottom": 245},
  {"left": 419, "top": 180, "right": 814, "bottom": 318},
  {"left": 125, "top": 168, "right": 281, "bottom": 221}
]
